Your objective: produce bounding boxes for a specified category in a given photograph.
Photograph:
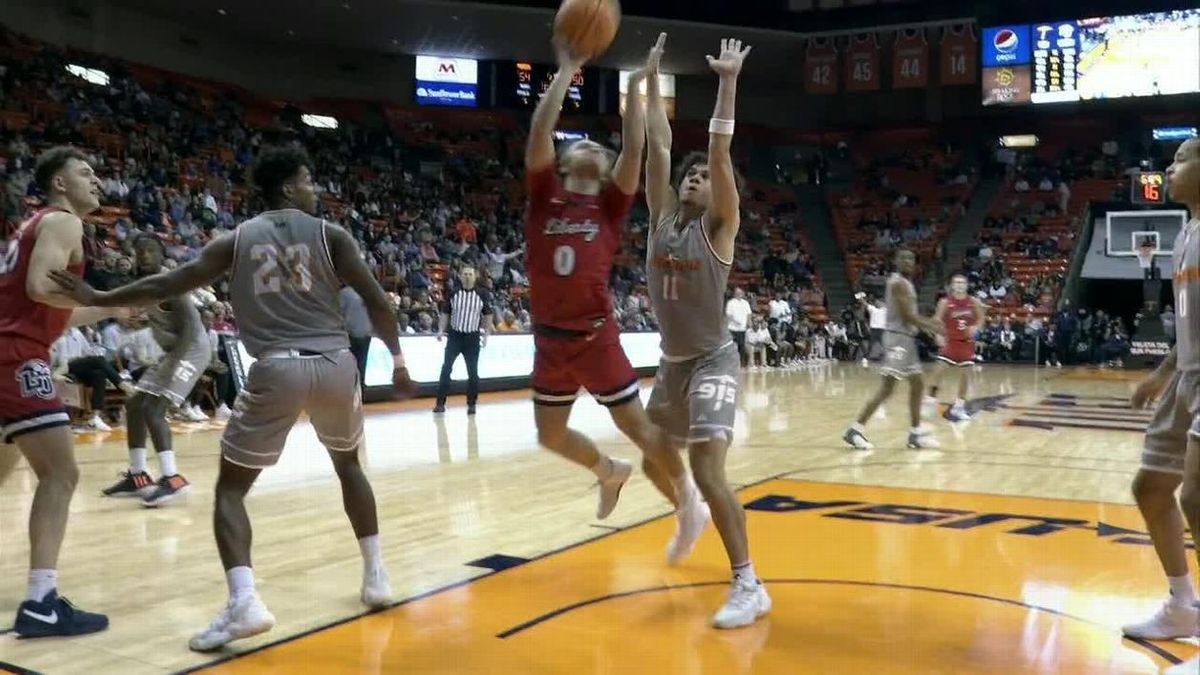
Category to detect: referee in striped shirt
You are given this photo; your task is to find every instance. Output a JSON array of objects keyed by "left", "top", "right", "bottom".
[{"left": 433, "top": 266, "right": 492, "bottom": 415}]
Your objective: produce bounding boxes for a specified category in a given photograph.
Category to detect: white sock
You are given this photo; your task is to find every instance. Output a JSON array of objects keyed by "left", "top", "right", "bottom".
[
  {"left": 1168, "top": 575, "right": 1197, "bottom": 605},
  {"left": 910, "top": 427, "right": 922, "bottom": 435},
  {"left": 26, "top": 569, "right": 57, "bottom": 602},
  {"left": 850, "top": 422, "right": 865, "bottom": 434},
  {"left": 732, "top": 561, "right": 758, "bottom": 584},
  {"left": 590, "top": 457, "right": 612, "bottom": 480},
  {"left": 674, "top": 475, "right": 698, "bottom": 507},
  {"left": 158, "top": 450, "right": 177, "bottom": 477},
  {"left": 226, "top": 566, "right": 255, "bottom": 598},
  {"left": 129, "top": 447, "right": 148, "bottom": 474},
  {"left": 359, "top": 534, "right": 383, "bottom": 574},
  {"left": 954, "top": 398, "right": 965, "bottom": 408}
]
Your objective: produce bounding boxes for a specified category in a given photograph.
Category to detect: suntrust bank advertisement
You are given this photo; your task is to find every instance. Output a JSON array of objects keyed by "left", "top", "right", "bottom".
[
  {"left": 230, "top": 332, "right": 663, "bottom": 392},
  {"left": 414, "top": 55, "right": 478, "bottom": 107}
]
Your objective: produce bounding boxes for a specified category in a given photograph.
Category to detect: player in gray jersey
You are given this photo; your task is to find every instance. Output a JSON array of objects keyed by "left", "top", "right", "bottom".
[
  {"left": 1123, "top": 138, "right": 1200, "bottom": 660},
  {"left": 645, "top": 36, "right": 770, "bottom": 629},
  {"left": 842, "top": 249, "right": 944, "bottom": 451},
  {"left": 100, "top": 235, "right": 212, "bottom": 507},
  {"left": 51, "top": 145, "right": 417, "bottom": 652}
]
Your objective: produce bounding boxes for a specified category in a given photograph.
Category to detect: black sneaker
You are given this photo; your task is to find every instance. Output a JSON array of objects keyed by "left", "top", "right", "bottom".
[
  {"left": 140, "top": 474, "right": 191, "bottom": 508},
  {"left": 432, "top": 405, "right": 446, "bottom": 414},
  {"left": 14, "top": 590, "right": 108, "bottom": 638},
  {"left": 101, "top": 470, "right": 155, "bottom": 498}
]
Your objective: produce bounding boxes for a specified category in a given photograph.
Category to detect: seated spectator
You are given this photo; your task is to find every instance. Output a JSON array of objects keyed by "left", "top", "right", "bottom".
[
  {"left": 746, "top": 316, "right": 774, "bottom": 368},
  {"left": 1014, "top": 177, "right": 1030, "bottom": 192},
  {"left": 495, "top": 310, "right": 522, "bottom": 333},
  {"left": 51, "top": 325, "right": 132, "bottom": 431}
]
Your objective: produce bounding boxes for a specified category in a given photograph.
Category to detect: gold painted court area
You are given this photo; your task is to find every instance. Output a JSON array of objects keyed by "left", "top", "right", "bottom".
[{"left": 1, "top": 364, "right": 1197, "bottom": 673}]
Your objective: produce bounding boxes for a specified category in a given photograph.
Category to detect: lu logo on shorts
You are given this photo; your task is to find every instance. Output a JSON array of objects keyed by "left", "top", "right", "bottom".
[{"left": 16, "top": 359, "right": 56, "bottom": 400}]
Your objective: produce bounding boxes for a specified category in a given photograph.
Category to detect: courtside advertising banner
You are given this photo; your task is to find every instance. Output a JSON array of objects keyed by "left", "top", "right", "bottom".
[{"left": 415, "top": 55, "right": 479, "bottom": 107}]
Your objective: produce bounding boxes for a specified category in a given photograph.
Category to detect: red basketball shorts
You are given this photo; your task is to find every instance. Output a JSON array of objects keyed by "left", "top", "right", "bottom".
[
  {"left": 938, "top": 340, "right": 976, "bottom": 367},
  {"left": 0, "top": 339, "right": 70, "bottom": 443},
  {"left": 532, "top": 321, "right": 640, "bottom": 408}
]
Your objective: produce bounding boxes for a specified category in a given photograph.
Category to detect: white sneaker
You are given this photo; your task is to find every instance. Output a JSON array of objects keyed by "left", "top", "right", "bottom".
[
  {"left": 188, "top": 591, "right": 276, "bottom": 652},
  {"left": 843, "top": 427, "right": 874, "bottom": 450},
  {"left": 860, "top": 358, "right": 869, "bottom": 368},
  {"left": 214, "top": 403, "right": 232, "bottom": 421},
  {"left": 1120, "top": 600, "right": 1199, "bottom": 640},
  {"left": 89, "top": 414, "right": 112, "bottom": 432},
  {"left": 184, "top": 404, "right": 209, "bottom": 422},
  {"left": 667, "top": 497, "right": 711, "bottom": 566},
  {"left": 361, "top": 566, "right": 393, "bottom": 609},
  {"left": 944, "top": 405, "right": 971, "bottom": 422},
  {"left": 596, "top": 458, "right": 633, "bottom": 520},
  {"left": 712, "top": 577, "right": 772, "bottom": 629},
  {"left": 907, "top": 429, "right": 941, "bottom": 449},
  {"left": 1165, "top": 654, "right": 1200, "bottom": 675}
]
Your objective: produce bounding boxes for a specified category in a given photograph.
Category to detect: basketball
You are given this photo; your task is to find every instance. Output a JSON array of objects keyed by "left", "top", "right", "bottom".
[{"left": 553, "top": 0, "right": 621, "bottom": 61}]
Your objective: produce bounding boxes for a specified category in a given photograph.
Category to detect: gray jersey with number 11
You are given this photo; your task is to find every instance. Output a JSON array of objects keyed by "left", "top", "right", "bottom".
[
  {"left": 229, "top": 209, "right": 350, "bottom": 358},
  {"left": 646, "top": 213, "right": 733, "bottom": 359}
]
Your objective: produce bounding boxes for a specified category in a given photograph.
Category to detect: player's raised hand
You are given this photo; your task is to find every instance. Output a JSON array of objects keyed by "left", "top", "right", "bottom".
[
  {"left": 48, "top": 269, "right": 98, "bottom": 306},
  {"left": 553, "top": 39, "right": 587, "bottom": 73},
  {"left": 645, "top": 32, "right": 667, "bottom": 75},
  {"left": 706, "top": 38, "right": 751, "bottom": 79}
]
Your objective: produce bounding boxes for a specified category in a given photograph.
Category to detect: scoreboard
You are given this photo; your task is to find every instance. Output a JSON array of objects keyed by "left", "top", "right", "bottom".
[
  {"left": 1131, "top": 171, "right": 1168, "bottom": 206},
  {"left": 1030, "top": 22, "right": 1079, "bottom": 103},
  {"left": 983, "top": 9, "right": 1200, "bottom": 106},
  {"left": 504, "top": 62, "right": 590, "bottom": 112}
]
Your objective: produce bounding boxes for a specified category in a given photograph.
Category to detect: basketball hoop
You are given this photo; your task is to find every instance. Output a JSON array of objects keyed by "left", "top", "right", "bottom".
[{"left": 1136, "top": 244, "right": 1155, "bottom": 270}]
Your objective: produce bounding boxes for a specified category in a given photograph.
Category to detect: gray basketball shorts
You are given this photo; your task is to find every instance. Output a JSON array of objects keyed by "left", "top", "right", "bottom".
[
  {"left": 879, "top": 331, "right": 922, "bottom": 379},
  {"left": 1142, "top": 370, "right": 1200, "bottom": 476},
  {"left": 135, "top": 341, "right": 212, "bottom": 407},
  {"left": 221, "top": 349, "right": 363, "bottom": 469},
  {"left": 646, "top": 342, "right": 739, "bottom": 447}
]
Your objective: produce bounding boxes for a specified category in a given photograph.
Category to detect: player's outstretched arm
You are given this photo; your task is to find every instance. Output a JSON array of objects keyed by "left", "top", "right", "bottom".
[
  {"left": 27, "top": 211, "right": 84, "bottom": 309},
  {"left": 643, "top": 33, "right": 674, "bottom": 227},
  {"left": 525, "top": 43, "right": 585, "bottom": 172},
  {"left": 49, "top": 234, "right": 235, "bottom": 308},
  {"left": 612, "top": 34, "right": 663, "bottom": 197},
  {"left": 705, "top": 38, "right": 752, "bottom": 257}
]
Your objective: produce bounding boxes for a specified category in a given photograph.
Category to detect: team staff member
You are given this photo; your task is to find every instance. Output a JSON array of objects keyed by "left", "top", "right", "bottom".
[{"left": 433, "top": 266, "right": 491, "bottom": 415}]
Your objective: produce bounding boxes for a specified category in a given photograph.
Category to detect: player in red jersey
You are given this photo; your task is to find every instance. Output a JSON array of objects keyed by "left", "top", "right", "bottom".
[
  {"left": 525, "top": 34, "right": 709, "bottom": 562},
  {"left": 0, "top": 147, "right": 123, "bottom": 637},
  {"left": 924, "top": 274, "right": 986, "bottom": 422}
]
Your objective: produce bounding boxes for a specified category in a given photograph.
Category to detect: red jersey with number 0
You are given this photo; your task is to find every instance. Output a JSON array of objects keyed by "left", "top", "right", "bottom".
[
  {"left": 942, "top": 295, "right": 977, "bottom": 343},
  {"left": 524, "top": 166, "right": 633, "bottom": 332},
  {"left": 0, "top": 208, "right": 84, "bottom": 349}
]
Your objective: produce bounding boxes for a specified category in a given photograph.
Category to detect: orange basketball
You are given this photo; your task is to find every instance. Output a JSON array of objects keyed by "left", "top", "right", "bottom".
[{"left": 553, "top": 0, "right": 621, "bottom": 61}]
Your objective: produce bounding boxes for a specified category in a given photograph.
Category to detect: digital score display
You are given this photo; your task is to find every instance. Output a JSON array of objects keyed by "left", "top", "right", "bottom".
[
  {"left": 514, "top": 62, "right": 585, "bottom": 112},
  {"left": 1031, "top": 22, "right": 1079, "bottom": 103},
  {"left": 1131, "top": 171, "right": 1168, "bottom": 205}
]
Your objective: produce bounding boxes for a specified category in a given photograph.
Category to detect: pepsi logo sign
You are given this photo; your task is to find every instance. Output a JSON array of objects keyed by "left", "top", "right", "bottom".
[{"left": 993, "top": 29, "right": 1019, "bottom": 53}]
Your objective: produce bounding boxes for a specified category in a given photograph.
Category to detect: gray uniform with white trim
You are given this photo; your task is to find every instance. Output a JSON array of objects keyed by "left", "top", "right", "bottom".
[
  {"left": 645, "top": 212, "right": 739, "bottom": 444},
  {"left": 880, "top": 272, "right": 922, "bottom": 379},
  {"left": 221, "top": 209, "right": 361, "bottom": 469},
  {"left": 1143, "top": 219, "right": 1200, "bottom": 475},
  {"left": 135, "top": 295, "right": 211, "bottom": 406}
]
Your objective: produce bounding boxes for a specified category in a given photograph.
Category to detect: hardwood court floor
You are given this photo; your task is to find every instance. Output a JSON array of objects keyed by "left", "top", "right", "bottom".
[{"left": 0, "top": 363, "right": 1196, "bottom": 674}]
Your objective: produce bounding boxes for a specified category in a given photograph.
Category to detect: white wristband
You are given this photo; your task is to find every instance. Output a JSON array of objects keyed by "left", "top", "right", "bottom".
[
  {"left": 392, "top": 353, "right": 406, "bottom": 369},
  {"left": 709, "top": 118, "right": 735, "bottom": 135}
]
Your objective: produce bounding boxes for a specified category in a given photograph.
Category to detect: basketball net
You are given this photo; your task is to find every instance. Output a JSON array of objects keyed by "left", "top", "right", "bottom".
[{"left": 1136, "top": 244, "right": 1155, "bottom": 270}]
